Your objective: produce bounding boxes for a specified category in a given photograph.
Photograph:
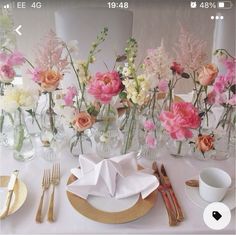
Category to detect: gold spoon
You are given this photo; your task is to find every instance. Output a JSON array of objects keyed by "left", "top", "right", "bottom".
[{"left": 185, "top": 179, "right": 199, "bottom": 187}]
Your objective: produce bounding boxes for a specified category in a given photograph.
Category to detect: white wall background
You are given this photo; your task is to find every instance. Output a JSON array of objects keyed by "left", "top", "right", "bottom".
[{"left": 11, "top": 0, "right": 235, "bottom": 92}]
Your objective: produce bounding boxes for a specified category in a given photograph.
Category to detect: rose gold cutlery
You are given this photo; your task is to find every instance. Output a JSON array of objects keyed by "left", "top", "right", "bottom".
[
  {"left": 35, "top": 169, "right": 51, "bottom": 223},
  {"left": 0, "top": 170, "right": 19, "bottom": 219},
  {"left": 160, "top": 164, "right": 184, "bottom": 222},
  {"left": 47, "top": 163, "right": 60, "bottom": 222},
  {"left": 152, "top": 162, "right": 177, "bottom": 226}
]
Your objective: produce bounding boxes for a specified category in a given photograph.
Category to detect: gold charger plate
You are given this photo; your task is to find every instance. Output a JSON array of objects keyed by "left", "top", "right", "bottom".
[
  {"left": 0, "top": 176, "right": 27, "bottom": 216},
  {"left": 67, "top": 174, "right": 158, "bottom": 224}
]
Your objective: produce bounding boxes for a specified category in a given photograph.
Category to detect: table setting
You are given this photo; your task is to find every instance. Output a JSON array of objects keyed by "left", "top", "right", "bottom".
[{"left": 0, "top": 11, "right": 236, "bottom": 234}]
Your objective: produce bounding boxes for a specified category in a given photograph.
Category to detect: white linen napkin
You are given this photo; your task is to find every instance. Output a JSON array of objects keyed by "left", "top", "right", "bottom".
[{"left": 67, "top": 152, "right": 159, "bottom": 199}]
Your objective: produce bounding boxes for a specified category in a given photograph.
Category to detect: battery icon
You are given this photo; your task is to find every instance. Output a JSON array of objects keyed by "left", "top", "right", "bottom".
[{"left": 218, "top": 1, "right": 233, "bottom": 9}]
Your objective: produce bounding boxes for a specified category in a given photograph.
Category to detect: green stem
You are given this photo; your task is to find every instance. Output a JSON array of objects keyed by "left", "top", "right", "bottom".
[
  {"left": 48, "top": 92, "right": 55, "bottom": 134},
  {"left": 79, "top": 134, "right": 83, "bottom": 154},
  {"left": 194, "top": 85, "right": 203, "bottom": 107},
  {"left": 104, "top": 104, "right": 111, "bottom": 133},
  {"left": 123, "top": 105, "right": 137, "bottom": 154},
  {"left": 177, "top": 141, "right": 182, "bottom": 155}
]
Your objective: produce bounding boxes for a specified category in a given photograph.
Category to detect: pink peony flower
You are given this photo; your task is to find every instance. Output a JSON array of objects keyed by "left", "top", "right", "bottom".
[
  {"left": 64, "top": 86, "right": 77, "bottom": 106},
  {"left": 88, "top": 71, "right": 121, "bottom": 104},
  {"left": 0, "top": 64, "right": 15, "bottom": 79},
  {"left": 228, "top": 95, "right": 236, "bottom": 106},
  {"left": 158, "top": 79, "right": 169, "bottom": 93},
  {"left": 145, "top": 133, "right": 157, "bottom": 149},
  {"left": 144, "top": 120, "right": 155, "bottom": 131},
  {"left": 160, "top": 102, "right": 201, "bottom": 140}
]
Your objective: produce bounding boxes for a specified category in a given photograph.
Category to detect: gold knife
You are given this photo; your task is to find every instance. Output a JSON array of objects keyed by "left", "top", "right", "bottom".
[
  {"left": 0, "top": 170, "right": 19, "bottom": 219},
  {"left": 160, "top": 164, "right": 184, "bottom": 222}
]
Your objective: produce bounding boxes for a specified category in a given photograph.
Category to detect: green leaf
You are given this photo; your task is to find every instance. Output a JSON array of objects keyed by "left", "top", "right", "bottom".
[{"left": 119, "top": 91, "right": 127, "bottom": 100}]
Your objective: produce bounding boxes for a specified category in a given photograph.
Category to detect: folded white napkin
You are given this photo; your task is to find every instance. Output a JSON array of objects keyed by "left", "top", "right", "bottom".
[{"left": 67, "top": 152, "right": 159, "bottom": 199}]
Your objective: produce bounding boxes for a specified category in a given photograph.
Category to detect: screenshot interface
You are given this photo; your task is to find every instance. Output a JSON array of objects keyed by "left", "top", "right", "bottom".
[{"left": 0, "top": 0, "right": 235, "bottom": 235}]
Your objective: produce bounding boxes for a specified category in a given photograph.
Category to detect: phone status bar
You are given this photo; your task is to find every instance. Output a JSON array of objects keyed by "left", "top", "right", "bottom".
[
  {"left": 2, "top": 1, "right": 43, "bottom": 9},
  {"left": 190, "top": 1, "right": 233, "bottom": 9}
]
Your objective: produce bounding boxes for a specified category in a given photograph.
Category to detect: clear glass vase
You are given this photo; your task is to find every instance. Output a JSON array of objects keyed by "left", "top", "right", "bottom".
[
  {"left": 120, "top": 106, "right": 141, "bottom": 156},
  {"left": 40, "top": 92, "right": 65, "bottom": 161},
  {"left": 13, "top": 109, "right": 35, "bottom": 161},
  {"left": 212, "top": 106, "right": 235, "bottom": 160},
  {"left": 166, "top": 139, "right": 189, "bottom": 158},
  {"left": 25, "top": 111, "right": 42, "bottom": 137},
  {"left": 92, "top": 104, "right": 122, "bottom": 158},
  {"left": 139, "top": 96, "right": 162, "bottom": 160},
  {"left": 70, "top": 131, "right": 92, "bottom": 158},
  {"left": 0, "top": 110, "right": 14, "bottom": 147}
]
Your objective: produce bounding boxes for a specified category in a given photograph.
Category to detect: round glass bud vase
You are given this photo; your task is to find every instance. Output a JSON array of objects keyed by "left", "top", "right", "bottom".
[
  {"left": 92, "top": 104, "right": 123, "bottom": 159},
  {"left": 120, "top": 106, "right": 141, "bottom": 156},
  {"left": 70, "top": 131, "right": 92, "bottom": 158},
  {"left": 13, "top": 109, "right": 35, "bottom": 161},
  {"left": 40, "top": 107, "right": 65, "bottom": 162}
]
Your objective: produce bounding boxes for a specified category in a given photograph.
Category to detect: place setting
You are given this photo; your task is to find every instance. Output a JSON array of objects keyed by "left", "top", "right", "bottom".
[{"left": 66, "top": 152, "right": 186, "bottom": 226}]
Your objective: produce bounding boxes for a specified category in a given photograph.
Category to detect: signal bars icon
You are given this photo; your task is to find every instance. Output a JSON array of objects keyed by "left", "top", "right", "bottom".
[{"left": 3, "top": 3, "right": 10, "bottom": 9}]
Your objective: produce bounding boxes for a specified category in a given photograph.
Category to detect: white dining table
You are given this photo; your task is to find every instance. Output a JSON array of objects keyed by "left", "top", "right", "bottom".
[{"left": 0, "top": 135, "right": 235, "bottom": 235}]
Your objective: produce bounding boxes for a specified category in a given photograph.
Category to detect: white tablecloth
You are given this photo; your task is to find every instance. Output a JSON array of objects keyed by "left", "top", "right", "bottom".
[{"left": 0, "top": 138, "right": 235, "bottom": 234}]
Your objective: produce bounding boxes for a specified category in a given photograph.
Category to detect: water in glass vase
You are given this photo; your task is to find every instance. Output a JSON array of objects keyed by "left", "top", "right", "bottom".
[
  {"left": 13, "top": 109, "right": 35, "bottom": 161},
  {"left": 93, "top": 104, "right": 122, "bottom": 158}
]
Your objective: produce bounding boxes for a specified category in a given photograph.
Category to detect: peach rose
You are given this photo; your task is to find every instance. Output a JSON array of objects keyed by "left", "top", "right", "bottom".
[
  {"left": 73, "top": 112, "right": 95, "bottom": 132},
  {"left": 40, "top": 70, "right": 62, "bottom": 92},
  {"left": 196, "top": 134, "right": 214, "bottom": 152},
  {"left": 198, "top": 64, "right": 218, "bottom": 86}
]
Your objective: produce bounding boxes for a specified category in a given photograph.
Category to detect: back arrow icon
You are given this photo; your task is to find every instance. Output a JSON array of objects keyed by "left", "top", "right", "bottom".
[{"left": 15, "top": 25, "right": 22, "bottom": 36}]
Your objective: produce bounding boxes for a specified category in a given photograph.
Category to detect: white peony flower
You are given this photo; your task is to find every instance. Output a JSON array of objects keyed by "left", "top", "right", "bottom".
[{"left": 0, "top": 84, "right": 39, "bottom": 113}]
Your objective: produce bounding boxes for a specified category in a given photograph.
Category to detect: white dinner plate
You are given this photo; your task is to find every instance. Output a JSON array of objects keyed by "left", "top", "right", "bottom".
[
  {"left": 87, "top": 194, "right": 140, "bottom": 212},
  {"left": 185, "top": 176, "right": 236, "bottom": 210}
]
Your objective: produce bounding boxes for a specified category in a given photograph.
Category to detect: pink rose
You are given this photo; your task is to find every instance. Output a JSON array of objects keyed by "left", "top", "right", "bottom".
[
  {"left": 64, "top": 86, "right": 77, "bottom": 106},
  {"left": 144, "top": 120, "right": 155, "bottom": 131},
  {"left": 72, "top": 111, "right": 95, "bottom": 132},
  {"left": 160, "top": 102, "right": 201, "bottom": 140},
  {"left": 198, "top": 64, "right": 218, "bottom": 86},
  {"left": 145, "top": 134, "right": 157, "bottom": 149},
  {"left": 88, "top": 71, "right": 121, "bottom": 104},
  {"left": 158, "top": 79, "right": 168, "bottom": 93}
]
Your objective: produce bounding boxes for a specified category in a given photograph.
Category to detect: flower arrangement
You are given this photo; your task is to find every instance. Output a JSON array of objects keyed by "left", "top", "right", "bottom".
[{"left": 1, "top": 20, "right": 234, "bottom": 162}]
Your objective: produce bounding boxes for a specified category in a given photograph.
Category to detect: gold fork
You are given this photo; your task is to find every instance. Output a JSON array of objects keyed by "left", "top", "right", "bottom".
[
  {"left": 35, "top": 169, "right": 50, "bottom": 223},
  {"left": 47, "top": 163, "right": 60, "bottom": 222}
]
